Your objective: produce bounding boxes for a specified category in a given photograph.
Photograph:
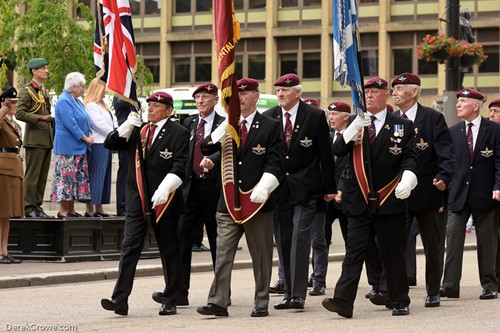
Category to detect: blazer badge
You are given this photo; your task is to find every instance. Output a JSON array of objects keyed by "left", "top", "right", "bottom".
[
  {"left": 389, "top": 144, "right": 402, "bottom": 155},
  {"left": 415, "top": 138, "right": 429, "bottom": 151},
  {"left": 393, "top": 124, "right": 404, "bottom": 137},
  {"left": 300, "top": 137, "right": 313, "bottom": 148},
  {"left": 190, "top": 129, "right": 195, "bottom": 141},
  {"left": 251, "top": 144, "right": 266, "bottom": 155},
  {"left": 480, "top": 147, "right": 494, "bottom": 158},
  {"left": 159, "top": 149, "right": 173, "bottom": 159}
]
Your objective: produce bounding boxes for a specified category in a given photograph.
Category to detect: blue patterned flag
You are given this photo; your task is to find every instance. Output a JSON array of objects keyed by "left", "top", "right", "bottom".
[
  {"left": 94, "top": 0, "right": 138, "bottom": 109},
  {"left": 333, "top": 0, "right": 365, "bottom": 116}
]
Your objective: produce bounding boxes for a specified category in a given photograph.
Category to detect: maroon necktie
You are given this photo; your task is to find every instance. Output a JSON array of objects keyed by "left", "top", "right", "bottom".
[
  {"left": 192, "top": 119, "right": 206, "bottom": 176},
  {"left": 284, "top": 112, "right": 292, "bottom": 149},
  {"left": 368, "top": 116, "right": 377, "bottom": 144},
  {"left": 401, "top": 113, "right": 408, "bottom": 119},
  {"left": 147, "top": 123, "right": 157, "bottom": 149},
  {"left": 240, "top": 119, "right": 248, "bottom": 148},
  {"left": 334, "top": 132, "right": 341, "bottom": 162},
  {"left": 466, "top": 122, "right": 474, "bottom": 158}
]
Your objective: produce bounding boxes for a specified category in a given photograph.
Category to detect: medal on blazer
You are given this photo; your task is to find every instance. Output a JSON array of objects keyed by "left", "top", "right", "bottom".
[
  {"left": 393, "top": 124, "right": 404, "bottom": 137},
  {"left": 251, "top": 144, "right": 266, "bottom": 155},
  {"left": 416, "top": 138, "right": 429, "bottom": 151},
  {"left": 480, "top": 147, "right": 494, "bottom": 158}
]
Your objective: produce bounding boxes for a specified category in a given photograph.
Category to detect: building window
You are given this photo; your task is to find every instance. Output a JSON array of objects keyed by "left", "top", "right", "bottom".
[
  {"left": 145, "top": 0, "right": 161, "bottom": 15},
  {"left": 234, "top": 0, "right": 266, "bottom": 10},
  {"left": 479, "top": 45, "right": 499, "bottom": 73},
  {"left": 361, "top": 50, "right": 379, "bottom": 77},
  {"left": 278, "top": 36, "right": 321, "bottom": 79},
  {"left": 130, "top": 0, "right": 140, "bottom": 15},
  {"left": 144, "top": 58, "right": 160, "bottom": 83},
  {"left": 196, "top": 0, "right": 212, "bottom": 12},
  {"left": 280, "top": 0, "right": 321, "bottom": 7},
  {"left": 136, "top": 43, "right": 160, "bottom": 84},
  {"left": 176, "top": 0, "right": 212, "bottom": 13},
  {"left": 175, "top": 0, "right": 190, "bottom": 13},
  {"left": 172, "top": 41, "right": 212, "bottom": 84},
  {"left": 393, "top": 49, "right": 412, "bottom": 75},
  {"left": 234, "top": 39, "right": 266, "bottom": 80}
]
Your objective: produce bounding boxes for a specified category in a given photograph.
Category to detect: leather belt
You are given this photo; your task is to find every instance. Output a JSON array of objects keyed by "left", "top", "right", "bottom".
[{"left": 0, "top": 148, "right": 18, "bottom": 153}]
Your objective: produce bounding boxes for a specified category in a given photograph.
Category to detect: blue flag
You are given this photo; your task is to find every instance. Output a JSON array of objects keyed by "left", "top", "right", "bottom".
[{"left": 333, "top": 0, "right": 365, "bottom": 116}]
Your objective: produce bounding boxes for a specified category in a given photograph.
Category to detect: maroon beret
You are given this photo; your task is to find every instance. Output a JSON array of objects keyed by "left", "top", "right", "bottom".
[
  {"left": 303, "top": 98, "right": 320, "bottom": 107},
  {"left": 386, "top": 104, "right": 394, "bottom": 113},
  {"left": 391, "top": 73, "right": 421, "bottom": 87},
  {"left": 327, "top": 101, "right": 351, "bottom": 113},
  {"left": 364, "top": 77, "right": 388, "bottom": 90},
  {"left": 274, "top": 73, "right": 301, "bottom": 87},
  {"left": 192, "top": 83, "right": 218, "bottom": 97},
  {"left": 457, "top": 88, "right": 485, "bottom": 101},
  {"left": 146, "top": 91, "right": 173, "bottom": 105},
  {"left": 488, "top": 98, "right": 500, "bottom": 109},
  {"left": 237, "top": 78, "right": 259, "bottom": 92}
]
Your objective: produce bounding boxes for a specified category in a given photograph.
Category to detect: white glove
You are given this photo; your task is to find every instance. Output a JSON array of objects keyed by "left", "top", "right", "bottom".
[
  {"left": 342, "top": 114, "right": 372, "bottom": 143},
  {"left": 117, "top": 112, "right": 142, "bottom": 140},
  {"left": 395, "top": 170, "right": 418, "bottom": 200},
  {"left": 151, "top": 173, "right": 183, "bottom": 207},
  {"left": 210, "top": 119, "right": 228, "bottom": 143},
  {"left": 250, "top": 172, "right": 279, "bottom": 203}
]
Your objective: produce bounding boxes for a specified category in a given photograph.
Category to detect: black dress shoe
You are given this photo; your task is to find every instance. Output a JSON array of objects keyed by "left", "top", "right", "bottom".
[
  {"left": 408, "top": 277, "right": 417, "bottom": 287},
  {"left": 365, "top": 289, "right": 377, "bottom": 299},
  {"left": 101, "top": 298, "right": 128, "bottom": 316},
  {"left": 273, "top": 298, "right": 291, "bottom": 310},
  {"left": 152, "top": 291, "right": 164, "bottom": 304},
  {"left": 26, "top": 211, "right": 41, "bottom": 218},
  {"left": 94, "top": 212, "right": 110, "bottom": 217},
  {"left": 424, "top": 295, "right": 440, "bottom": 307},
  {"left": 440, "top": 287, "right": 460, "bottom": 298},
  {"left": 84, "top": 212, "right": 94, "bottom": 217},
  {"left": 57, "top": 212, "right": 67, "bottom": 218},
  {"left": 196, "top": 303, "right": 228, "bottom": 316},
  {"left": 369, "top": 291, "right": 389, "bottom": 306},
  {"left": 392, "top": 305, "right": 409, "bottom": 316},
  {"left": 479, "top": 290, "right": 498, "bottom": 300},
  {"left": 289, "top": 297, "right": 305, "bottom": 309},
  {"left": 269, "top": 280, "right": 285, "bottom": 294},
  {"left": 192, "top": 244, "right": 202, "bottom": 252},
  {"left": 5, "top": 254, "right": 21, "bottom": 264},
  {"left": 199, "top": 243, "right": 210, "bottom": 251},
  {"left": 251, "top": 307, "right": 269, "bottom": 317},
  {"left": 159, "top": 304, "right": 177, "bottom": 315},
  {"left": 307, "top": 275, "right": 314, "bottom": 288},
  {"left": 67, "top": 212, "right": 83, "bottom": 217},
  {"left": 309, "top": 283, "right": 325, "bottom": 296},
  {"left": 321, "top": 298, "right": 353, "bottom": 318}
]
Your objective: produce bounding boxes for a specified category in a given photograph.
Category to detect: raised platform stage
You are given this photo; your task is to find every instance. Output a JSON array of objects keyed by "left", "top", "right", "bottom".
[{"left": 8, "top": 216, "right": 160, "bottom": 262}]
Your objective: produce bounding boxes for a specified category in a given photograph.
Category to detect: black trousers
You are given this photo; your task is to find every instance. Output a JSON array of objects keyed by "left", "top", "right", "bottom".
[
  {"left": 177, "top": 178, "right": 219, "bottom": 298},
  {"left": 333, "top": 212, "right": 410, "bottom": 308},
  {"left": 112, "top": 213, "right": 181, "bottom": 306}
]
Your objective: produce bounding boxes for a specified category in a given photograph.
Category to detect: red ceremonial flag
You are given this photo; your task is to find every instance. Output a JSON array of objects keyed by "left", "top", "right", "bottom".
[
  {"left": 94, "top": 0, "right": 138, "bottom": 109},
  {"left": 214, "top": 0, "right": 241, "bottom": 146}
]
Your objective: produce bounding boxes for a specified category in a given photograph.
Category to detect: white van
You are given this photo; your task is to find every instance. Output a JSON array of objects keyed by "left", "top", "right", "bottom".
[{"left": 155, "top": 87, "right": 278, "bottom": 123}]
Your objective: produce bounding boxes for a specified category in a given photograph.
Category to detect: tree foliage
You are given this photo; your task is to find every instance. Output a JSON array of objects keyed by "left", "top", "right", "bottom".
[{"left": 0, "top": 0, "right": 153, "bottom": 97}]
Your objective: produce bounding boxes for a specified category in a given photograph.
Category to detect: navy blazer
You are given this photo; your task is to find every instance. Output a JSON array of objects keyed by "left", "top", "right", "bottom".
[
  {"left": 395, "top": 104, "right": 454, "bottom": 212},
  {"left": 201, "top": 112, "right": 285, "bottom": 213},
  {"left": 447, "top": 117, "right": 500, "bottom": 213},
  {"left": 104, "top": 119, "right": 189, "bottom": 217},
  {"left": 181, "top": 112, "right": 225, "bottom": 201},
  {"left": 264, "top": 101, "right": 336, "bottom": 205},
  {"left": 334, "top": 112, "right": 418, "bottom": 216}
]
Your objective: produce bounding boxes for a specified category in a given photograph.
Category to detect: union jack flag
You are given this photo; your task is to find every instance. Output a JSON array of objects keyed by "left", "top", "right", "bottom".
[{"left": 94, "top": 0, "right": 138, "bottom": 109}]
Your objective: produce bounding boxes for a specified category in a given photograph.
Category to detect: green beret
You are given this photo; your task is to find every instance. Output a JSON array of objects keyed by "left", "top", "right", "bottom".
[{"left": 28, "top": 58, "right": 48, "bottom": 70}]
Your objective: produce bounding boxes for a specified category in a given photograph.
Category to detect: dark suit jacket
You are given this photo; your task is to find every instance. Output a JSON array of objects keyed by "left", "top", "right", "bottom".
[
  {"left": 264, "top": 101, "right": 336, "bottom": 205},
  {"left": 104, "top": 119, "right": 189, "bottom": 217},
  {"left": 334, "top": 112, "right": 418, "bottom": 216},
  {"left": 201, "top": 112, "right": 285, "bottom": 213},
  {"left": 395, "top": 104, "right": 454, "bottom": 212},
  {"left": 333, "top": 135, "right": 349, "bottom": 211},
  {"left": 448, "top": 117, "right": 500, "bottom": 213},
  {"left": 181, "top": 112, "right": 225, "bottom": 201}
]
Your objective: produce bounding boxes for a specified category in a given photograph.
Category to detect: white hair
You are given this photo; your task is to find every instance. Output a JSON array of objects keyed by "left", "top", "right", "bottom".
[{"left": 64, "top": 72, "right": 86, "bottom": 92}]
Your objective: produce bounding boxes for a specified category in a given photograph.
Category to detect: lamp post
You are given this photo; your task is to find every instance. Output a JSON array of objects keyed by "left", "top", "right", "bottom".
[{"left": 443, "top": 0, "right": 460, "bottom": 126}]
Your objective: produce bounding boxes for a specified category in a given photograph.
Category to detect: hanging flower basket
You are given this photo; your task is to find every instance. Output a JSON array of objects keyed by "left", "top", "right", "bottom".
[
  {"left": 458, "top": 42, "right": 488, "bottom": 67},
  {"left": 418, "top": 33, "right": 461, "bottom": 63}
]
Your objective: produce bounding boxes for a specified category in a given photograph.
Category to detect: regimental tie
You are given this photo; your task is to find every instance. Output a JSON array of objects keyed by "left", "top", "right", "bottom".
[
  {"left": 192, "top": 119, "right": 206, "bottom": 176},
  {"left": 466, "top": 122, "right": 474, "bottom": 158},
  {"left": 334, "top": 132, "right": 341, "bottom": 162},
  {"left": 368, "top": 116, "right": 377, "bottom": 144},
  {"left": 401, "top": 112, "right": 408, "bottom": 119},
  {"left": 240, "top": 119, "right": 248, "bottom": 148},
  {"left": 147, "top": 123, "right": 157, "bottom": 149},
  {"left": 284, "top": 112, "right": 292, "bottom": 149}
]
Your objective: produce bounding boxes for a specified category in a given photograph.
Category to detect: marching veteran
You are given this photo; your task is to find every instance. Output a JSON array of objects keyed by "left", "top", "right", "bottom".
[
  {"left": 101, "top": 91, "right": 189, "bottom": 316},
  {"left": 15, "top": 57, "right": 54, "bottom": 218},
  {"left": 0, "top": 88, "right": 23, "bottom": 264},
  {"left": 196, "top": 78, "right": 284, "bottom": 317}
]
